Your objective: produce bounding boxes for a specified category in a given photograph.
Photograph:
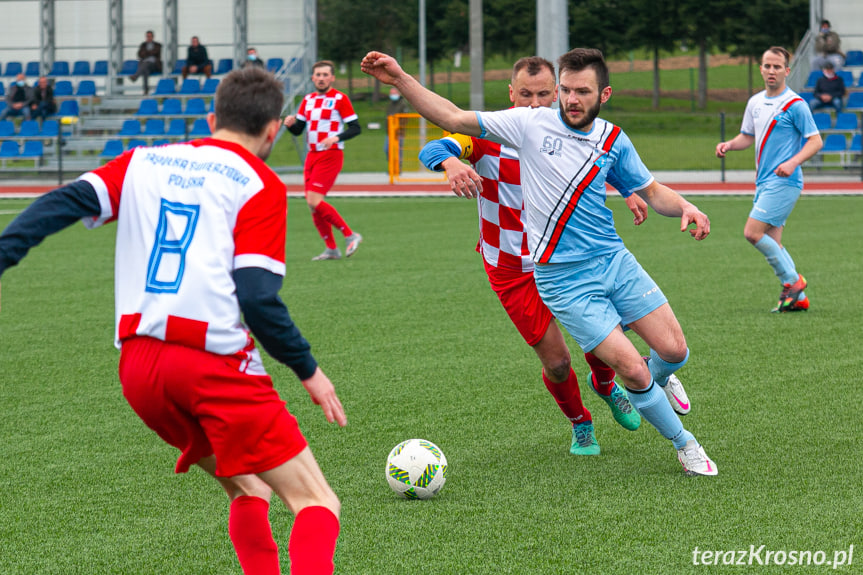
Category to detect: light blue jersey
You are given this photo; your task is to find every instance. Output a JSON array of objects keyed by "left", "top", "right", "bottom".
[{"left": 740, "top": 87, "right": 820, "bottom": 189}]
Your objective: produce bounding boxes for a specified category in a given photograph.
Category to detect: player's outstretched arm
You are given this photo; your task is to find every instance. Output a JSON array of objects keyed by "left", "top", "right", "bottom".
[
  {"left": 302, "top": 367, "right": 347, "bottom": 427},
  {"left": 361, "top": 51, "right": 481, "bottom": 137},
  {"left": 419, "top": 137, "right": 483, "bottom": 198},
  {"left": 636, "top": 181, "right": 710, "bottom": 240}
]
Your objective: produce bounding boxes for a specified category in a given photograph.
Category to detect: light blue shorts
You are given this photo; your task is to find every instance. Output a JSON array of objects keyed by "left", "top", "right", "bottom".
[
  {"left": 534, "top": 249, "right": 668, "bottom": 352},
  {"left": 750, "top": 182, "right": 802, "bottom": 227}
]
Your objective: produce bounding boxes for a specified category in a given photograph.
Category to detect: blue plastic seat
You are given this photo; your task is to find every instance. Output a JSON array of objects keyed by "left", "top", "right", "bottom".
[
  {"left": 0, "top": 120, "right": 16, "bottom": 137},
  {"left": 0, "top": 82, "right": 4, "bottom": 97},
  {"left": 152, "top": 139, "right": 171, "bottom": 147},
  {"left": 834, "top": 112, "right": 858, "bottom": 132},
  {"left": 266, "top": 58, "right": 284, "bottom": 73},
  {"left": 179, "top": 78, "right": 200, "bottom": 94},
  {"left": 127, "top": 139, "right": 148, "bottom": 150},
  {"left": 0, "top": 140, "right": 19, "bottom": 157},
  {"left": 93, "top": 60, "right": 109, "bottom": 76},
  {"left": 172, "top": 60, "right": 186, "bottom": 75},
  {"left": 160, "top": 99, "right": 183, "bottom": 116},
  {"left": 136, "top": 99, "right": 159, "bottom": 116},
  {"left": 49, "top": 61, "right": 70, "bottom": 77},
  {"left": 143, "top": 119, "right": 166, "bottom": 136},
  {"left": 185, "top": 98, "right": 206, "bottom": 115},
  {"left": 25, "top": 61, "right": 41, "bottom": 76},
  {"left": 837, "top": 70, "right": 853, "bottom": 87},
  {"left": 201, "top": 78, "right": 219, "bottom": 95},
  {"left": 804, "top": 70, "right": 821, "bottom": 89},
  {"left": 40, "top": 119, "right": 59, "bottom": 137},
  {"left": 189, "top": 118, "right": 211, "bottom": 136},
  {"left": 846, "top": 93, "right": 863, "bottom": 111},
  {"left": 153, "top": 77, "right": 176, "bottom": 95},
  {"left": 56, "top": 100, "right": 80, "bottom": 117},
  {"left": 850, "top": 134, "right": 862, "bottom": 153},
  {"left": 18, "top": 120, "right": 40, "bottom": 137},
  {"left": 72, "top": 60, "right": 92, "bottom": 76},
  {"left": 118, "top": 119, "right": 142, "bottom": 136},
  {"left": 53, "top": 80, "right": 74, "bottom": 97},
  {"left": 20, "top": 140, "right": 43, "bottom": 158},
  {"left": 76, "top": 80, "right": 97, "bottom": 97},
  {"left": 215, "top": 58, "right": 233, "bottom": 75},
  {"left": 821, "top": 134, "right": 847, "bottom": 153},
  {"left": 100, "top": 139, "right": 124, "bottom": 158},
  {"left": 845, "top": 50, "right": 863, "bottom": 67},
  {"left": 3, "top": 62, "right": 22, "bottom": 77},
  {"left": 119, "top": 60, "right": 138, "bottom": 76},
  {"left": 812, "top": 113, "right": 831, "bottom": 131},
  {"left": 167, "top": 118, "right": 187, "bottom": 136}
]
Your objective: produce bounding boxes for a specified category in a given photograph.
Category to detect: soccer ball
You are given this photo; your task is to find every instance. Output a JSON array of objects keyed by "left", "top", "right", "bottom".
[{"left": 385, "top": 439, "right": 448, "bottom": 500}]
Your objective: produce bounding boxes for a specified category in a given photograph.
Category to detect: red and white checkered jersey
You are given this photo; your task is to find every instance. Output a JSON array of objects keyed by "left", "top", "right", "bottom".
[
  {"left": 444, "top": 133, "right": 532, "bottom": 272},
  {"left": 78, "top": 138, "right": 288, "bottom": 375},
  {"left": 296, "top": 88, "right": 358, "bottom": 152}
]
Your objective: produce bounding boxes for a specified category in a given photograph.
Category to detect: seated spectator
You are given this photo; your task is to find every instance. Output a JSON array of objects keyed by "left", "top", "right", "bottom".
[
  {"left": 809, "top": 61, "right": 846, "bottom": 114},
  {"left": 30, "top": 76, "right": 57, "bottom": 122},
  {"left": 182, "top": 36, "right": 212, "bottom": 79},
  {"left": 130, "top": 30, "right": 163, "bottom": 95},
  {"left": 0, "top": 73, "right": 33, "bottom": 121},
  {"left": 243, "top": 47, "right": 265, "bottom": 69},
  {"left": 811, "top": 20, "right": 845, "bottom": 71}
]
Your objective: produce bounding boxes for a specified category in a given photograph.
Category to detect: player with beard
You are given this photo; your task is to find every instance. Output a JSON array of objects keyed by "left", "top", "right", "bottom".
[
  {"left": 363, "top": 47, "right": 716, "bottom": 476},
  {"left": 285, "top": 60, "right": 364, "bottom": 261}
]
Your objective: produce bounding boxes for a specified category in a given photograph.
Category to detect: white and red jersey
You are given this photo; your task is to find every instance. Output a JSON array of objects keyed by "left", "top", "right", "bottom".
[
  {"left": 443, "top": 133, "right": 533, "bottom": 273},
  {"left": 78, "top": 138, "right": 287, "bottom": 374},
  {"left": 296, "top": 88, "right": 358, "bottom": 152}
]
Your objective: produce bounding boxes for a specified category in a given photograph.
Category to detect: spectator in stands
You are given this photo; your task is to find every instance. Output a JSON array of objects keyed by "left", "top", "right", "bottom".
[
  {"left": 809, "top": 61, "right": 846, "bottom": 114},
  {"left": 182, "top": 36, "right": 212, "bottom": 80},
  {"left": 0, "top": 73, "right": 33, "bottom": 121},
  {"left": 30, "top": 76, "right": 57, "bottom": 122},
  {"left": 244, "top": 47, "right": 265, "bottom": 69},
  {"left": 130, "top": 30, "right": 163, "bottom": 95},
  {"left": 812, "top": 19, "right": 845, "bottom": 71}
]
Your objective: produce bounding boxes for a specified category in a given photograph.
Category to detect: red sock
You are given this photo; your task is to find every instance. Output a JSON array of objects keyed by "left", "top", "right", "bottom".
[
  {"left": 228, "top": 496, "right": 281, "bottom": 575},
  {"left": 314, "top": 201, "right": 352, "bottom": 237},
  {"left": 584, "top": 352, "right": 616, "bottom": 395},
  {"left": 542, "top": 369, "right": 590, "bottom": 423},
  {"left": 311, "top": 211, "right": 337, "bottom": 249},
  {"left": 289, "top": 506, "right": 340, "bottom": 575}
]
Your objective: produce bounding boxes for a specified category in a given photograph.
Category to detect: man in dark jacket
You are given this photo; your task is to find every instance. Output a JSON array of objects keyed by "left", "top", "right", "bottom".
[
  {"left": 130, "top": 30, "right": 163, "bottom": 95},
  {"left": 30, "top": 76, "right": 57, "bottom": 122},
  {"left": 0, "top": 73, "right": 34, "bottom": 121},
  {"left": 182, "top": 36, "right": 212, "bottom": 79},
  {"left": 809, "top": 62, "right": 846, "bottom": 114}
]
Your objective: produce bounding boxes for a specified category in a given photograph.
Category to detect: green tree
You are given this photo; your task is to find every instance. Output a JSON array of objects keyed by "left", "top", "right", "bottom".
[
  {"left": 569, "top": 0, "right": 628, "bottom": 59},
  {"left": 624, "top": 0, "right": 684, "bottom": 108}
]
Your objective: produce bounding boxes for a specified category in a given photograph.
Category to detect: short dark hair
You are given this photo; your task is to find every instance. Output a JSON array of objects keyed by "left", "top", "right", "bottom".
[
  {"left": 821, "top": 19, "right": 831, "bottom": 27},
  {"left": 558, "top": 48, "right": 609, "bottom": 90},
  {"left": 146, "top": 30, "right": 154, "bottom": 36},
  {"left": 822, "top": 61, "right": 835, "bottom": 70},
  {"left": 512, "top": 57, "right": 556, "bottom": 83},
  {"left": 214, "top": 67, "right": 284, "bottom": 136},
  {"left": 313, "top": 60, "right": 335, "bottom": 75},
  {"left": 764, "top": 46, "right": 791, "bottom": 67}
]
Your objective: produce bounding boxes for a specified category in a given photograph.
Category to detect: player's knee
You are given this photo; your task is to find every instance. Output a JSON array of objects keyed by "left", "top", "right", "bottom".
[
  {"left": 743, "top": 227, "right": 762, "bottom": 245},
  {"left": 542, "top": 356, "right": 571, "bottom": 382}
]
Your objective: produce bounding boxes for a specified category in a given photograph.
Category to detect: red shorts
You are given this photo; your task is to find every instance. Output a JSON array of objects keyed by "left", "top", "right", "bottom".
[
  {"left": 484, "top": 260, "right": 554, "bottom": 347},
  {"left": 118, "top": 337, "right": 307, "bottom": 478},
  {"left": 304, "top": 149, "right": 344, "bottom": 195}
]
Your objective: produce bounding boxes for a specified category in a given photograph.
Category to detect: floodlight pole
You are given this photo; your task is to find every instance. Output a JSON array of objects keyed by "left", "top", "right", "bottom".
[{"left": 469, "top": 0, "right": 483, "bottom": 110}]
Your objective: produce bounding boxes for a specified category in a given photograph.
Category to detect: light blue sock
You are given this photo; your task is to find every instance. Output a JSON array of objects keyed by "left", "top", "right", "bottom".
[
  {"left": 648, "top": 348, "right": 689, "bottom": 387},
  {"left": 626, "top": 381, "right": 694, "bottom": 449},
  {"left": 780, "top": 248, "right": 804, "bottom": 297},
  {"left": 754, "top": 236, "right": 796, "bottom": 284}
]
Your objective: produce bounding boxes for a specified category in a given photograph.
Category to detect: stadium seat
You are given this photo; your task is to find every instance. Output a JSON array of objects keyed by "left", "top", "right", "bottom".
[
  {"left": 846, "top": 50, "right": 863, "bottom": 67},
  {"left": 837, "top": 70, "right": 853, "bottom": 87},
  {"left": 40, "top": 119, "right": 59, "bottom": 137},
  {"left": 846, "top": 93, "right": 863, "bottom": 111},
  {"left": 0, "top": 102, "right": 6, "bottom": 115},
  {"left": 127, "top": 139, "right": 148, "bottom": 150},
  {"left": 159, "top": 98, "right": 182, "bottom": 116},
  {"left": 20, "top": 140, "right": 43, "bottom": 158},
  {"left": 153, "top": 77, "right": 176, "bottom": 95},
  {"left": 118, "top": 119, "right": 142, "bottom": 136},
  {"left": 53, "top": 80, "right": 74, "bottom": 97},
  {"left": 179, "top": 78, "right": 200, "bottom": 94},
  {"left": 0, "top": 140, "right": 19, "bottom": 158},
  {"left": 25, "top": 61, "right": 41, "bottom": 76},
  {"left": 3, "top": 61, "right": 23, "bottom": 77},
  {"left": 172, "top": 60, "right": 186, "bottom": 75},
  {"left": 143, "top": 119, "right": 166, "bottom": 136},
  {"left": 119, "top": 60, "right": 138, "bottom": 76},
  {"left": 72, "top": 60, "right": 91, "bottom": 76},
  {"left": 167, "top": 118, "right": 187, "bottom": 137},
  {"left": 201, "top": 78, "right": 219, "bottom": 95},
  {"left": 100, "top": 139, "right": 124, "bottom": 158},
  {"left": 56, "top": 100, "right": 80, "bottom": 117},
  {"left": 266, "top": 58, "right": 284, "bottom": 73},
  {"left": 799, "top": 92, "right": 815, "bottom": 106},
  {"left": 812, "top": 113, "right": 832, "bottom": 131},
  {"left": 804, "top": 70, "right": 821, "bottom": 89},
  {"left": 48, "top": 61, "right": 70, "bottom": 77},
  {"left": 184, "top": 98, "right": 206, "bottom": 115},
  {"left": 0, "top": 82, "right": 5, "bottom": 97},
  {"left": 834, "top": 112, "right": 858, "bottom": 132},
  {"left": 152, "top": 138, "right": 171, "bottom": 147},
  {"left": 18, "top": 120, "right": 40, "bottom": 138},
  {"left": 136, "top": 99, "right": 159, "bottom": 116},
  {"left": 76, "top": 80, "right": 97, "bottom": 97},
  {"left": 215, "top": 58, "right": 233, "bottom": 75},
  {"left": 189, "top": 118, "right": 211, "bottom": 136},
  {"left": 821, "top": 134, "right": 847, "bottom": 153},
  {"left": 0, "top": 120, "right": 15, "bottom": 137},
  {"left": 93, "top": 60, "right": 109, "bottom": 76},
  {"left": 850, "top": 134, "right": 862, "bottom": 154}
]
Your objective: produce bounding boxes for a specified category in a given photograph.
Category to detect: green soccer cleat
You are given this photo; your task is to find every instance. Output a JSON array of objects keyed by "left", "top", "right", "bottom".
[
  {"left": 570, "top": 421, "right": 600, "bottom": 455},
  {"left": 589, "top": 373, "right": 642, "bottom": 431}
]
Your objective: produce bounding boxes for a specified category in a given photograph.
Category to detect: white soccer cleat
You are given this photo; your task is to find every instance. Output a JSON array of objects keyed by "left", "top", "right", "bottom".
[
  {"left": 311, "top": 248, "right": 341, "bottom": 261},
  {"left": 345, "top": 232, "right": 363, "bottom": 257},
  {"left": 661, "top": 373, "right": 690, "bottom": 415},
  {"left": 677, "top": 439, "right": 717, "bottom": 476}
]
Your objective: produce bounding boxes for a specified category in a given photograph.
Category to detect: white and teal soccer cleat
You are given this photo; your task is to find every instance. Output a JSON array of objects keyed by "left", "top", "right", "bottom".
[{"left": 590, "top": 373, "right": 641, "bottom": 431}]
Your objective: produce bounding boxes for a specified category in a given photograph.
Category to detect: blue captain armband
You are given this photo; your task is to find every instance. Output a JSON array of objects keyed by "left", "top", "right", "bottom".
[{"left": 419, "top": 138, "right": 462, "bottom": 172}]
